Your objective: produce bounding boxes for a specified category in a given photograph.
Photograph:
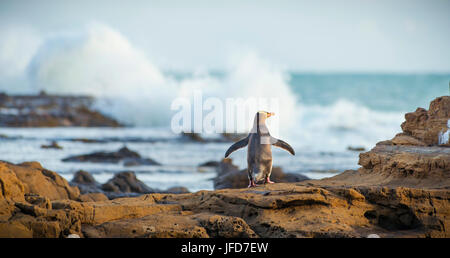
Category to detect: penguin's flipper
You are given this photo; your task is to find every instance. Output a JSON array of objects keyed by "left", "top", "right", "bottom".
[
  {"left": 271, "top": 137, "right": 295, "bottom": 155},
  {"left": 225, "top": 136, "right": 249, "bottom": 158}
]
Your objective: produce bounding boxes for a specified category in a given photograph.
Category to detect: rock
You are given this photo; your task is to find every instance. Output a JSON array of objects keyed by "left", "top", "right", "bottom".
[
  {"left": 40, "top": 141, "right": 63, "bottom": 150},
  {"left": 367, "top": 234, "right": 380, "bottom": 238},
  {"left": 391, "top": 133, "right": 427, "bottom": 146},
  {"left": 221, "top": 133, "right": 248, "bottom": 142},
  {"left": 62, "top": 147, "right": 161, "bottom": 166},
  {"left": 181, "top": 132, "right": 206, "bottom": 142},
  {"left": 0, "top": 163, "right": 26, "bottom": 221},
  {"left": 70, "top": 170, "right": 189, "bottom": 199},
  {"left": 213, "top": 159, "right": 309, "bottom": 189},
  {"left": 0, "top": 92, "right": 122, "bottom": 127},
  {"left": 70, "top": 170, "right": 103, "bottom": 195},
  {"left": 0, "top": 162, "right": 26, "bottom": 202},
  {"left": 101, "top": 171, "right": 156, "bottom": 194},
  {"left": 1, "top": 96, "right": 449, "bottom": 238},
  {"left": 3, "top": 161, "right": 80, "bottom": 201},
  {"left": 69, "top": 138, "right": 106, "bottom": 143},
  {"left": 71, "top": 170, "right": 97, "bottom": 185},
  {"left": 165, "top": 187, "right": 190, "bottom": 194},
  {"left": 62, "top": 147, "right": 139, "bottom": 163},
  {"left": 400, "top": 96, "right": 450, "bottom": 146},
  {"left": 123, "top": 157, "right": 160, "bottom": 167},
  {"left": 347, "top": 146, "right": 366, "bottom": 152},
  {"left": 0, "top": 221, "right": 33, "bottom": 238},
  {"left": 67, "top": 233, "right": 81, "bottom": 238},
  {"left": 181, "top": 132, "right": 242, "bottom": 143},
  {"left": 356, "top": 144, "right": 450, "bottom": 188},
  {"left": 24, "top": 194, "right": 51, "bottom": 209},
  {"left": 78, "top": 193, "right": 109, "bottom": 202},
  {"left": 0, "top": 158, "right": 449, "bottom": 238},
  {"left": 198, "top": 161, "right": 220, "bottom": 167}
]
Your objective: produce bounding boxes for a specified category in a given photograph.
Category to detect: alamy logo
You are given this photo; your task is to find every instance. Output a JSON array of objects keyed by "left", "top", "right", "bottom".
[{"left": 170, "top": 90, "right": 280, "bottom": 136}]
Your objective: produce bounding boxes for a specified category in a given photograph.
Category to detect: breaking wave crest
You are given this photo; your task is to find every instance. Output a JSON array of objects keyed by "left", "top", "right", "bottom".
[{"left": 0, "top": 23, "right": 404, "bottom": 148}]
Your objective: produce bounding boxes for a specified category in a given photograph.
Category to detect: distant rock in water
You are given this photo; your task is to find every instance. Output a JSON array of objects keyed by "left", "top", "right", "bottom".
[
  {"left": 198, "top": 160, "right": 220, "bottom": 167},
  {"left": 347, "top": 146, "right": 365, "bottom": 152},
  {"left": 180, "top": 132, "right": 247, "bottom": 143},
  {"left": 62, "top": 146, "right": 161, "bottom": 166},
  {"left": 164, "top": 186, "right": 190, "bottom": 194},
  {"left": 214, "top": 158, "right": 309, "bottom": 189},
  {"left": 70, "top": 170, "right": 104, "bottom": 196},
  {"left": 221, "top": 133, "right": 248, "bottom": 142},
  {"left": 40, "top": 141, "right": 63, "bottom": 150},
  {"left": 101, "top": 171, "right": 156, "bottom": 194},
  {"left": 0, "top": 92, "right": 122, "bottom": 127}
]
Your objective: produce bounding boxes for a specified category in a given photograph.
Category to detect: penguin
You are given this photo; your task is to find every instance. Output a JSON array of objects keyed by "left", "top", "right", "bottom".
[{"left": 224, "top": 111, "right": 295, "bottom": 187}]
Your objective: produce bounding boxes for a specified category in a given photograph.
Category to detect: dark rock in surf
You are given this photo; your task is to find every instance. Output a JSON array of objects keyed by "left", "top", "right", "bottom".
[
  {"left": 62, "top": 147, "right": 161, "bottom": 165},
  {"left": 41, "top": 141, "right": 63, "bottom": 150},
  {"left": 213, "top": 158, "right": 309, "bottom": 189},
  {"left": 101, "top": 171, "right": 156, "bottom": 194},
  {"left": 0, "top": 92, "right": 122, "bottom": 127},
  {"left": 198, "top": 161, "right": 220, "bottom": 167}
]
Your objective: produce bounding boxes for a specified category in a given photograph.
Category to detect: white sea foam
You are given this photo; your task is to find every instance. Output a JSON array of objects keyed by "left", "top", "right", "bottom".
[
  {"left": 0, "top": 22, "right": 404, "bottom": 150},
  {"left": 20, "top": 23, "right": 298, "bottom": 134},
  {"left": 0, "top": 24, "right": 42, "bottom": 93}
]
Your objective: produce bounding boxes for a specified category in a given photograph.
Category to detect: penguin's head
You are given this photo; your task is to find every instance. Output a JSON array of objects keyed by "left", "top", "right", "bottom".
[{"left": 258, "top": 111, "right": 275, "bottom": 120}]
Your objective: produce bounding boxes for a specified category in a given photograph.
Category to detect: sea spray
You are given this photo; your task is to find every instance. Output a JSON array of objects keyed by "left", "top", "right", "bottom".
[
  {"left": 24, "top": 23, "right": 298, "bottom": 135},
  {"left": 0, "top": 22, "right": 406, "bottom": 150},
  {"left": 438, "top": 119, "right": 450, "bottom": 145}
]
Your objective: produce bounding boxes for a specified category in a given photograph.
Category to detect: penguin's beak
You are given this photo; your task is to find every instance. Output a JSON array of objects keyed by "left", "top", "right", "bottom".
[{"left": 267, "top": 112, "right": 275, "bottom": 118}]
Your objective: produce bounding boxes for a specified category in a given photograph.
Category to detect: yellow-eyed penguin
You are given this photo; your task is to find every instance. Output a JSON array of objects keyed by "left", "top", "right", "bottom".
[{"left": 224, "top": 111, "right": 295, "bottom": 187}]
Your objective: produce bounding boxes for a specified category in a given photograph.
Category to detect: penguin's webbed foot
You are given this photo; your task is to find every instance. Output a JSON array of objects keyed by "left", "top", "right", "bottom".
[
  {"left": 248, "top": 180, "right": 258, "bottom": 188},
  {"left": 265, "top": 178, "right": 275, "bottom": 184}
]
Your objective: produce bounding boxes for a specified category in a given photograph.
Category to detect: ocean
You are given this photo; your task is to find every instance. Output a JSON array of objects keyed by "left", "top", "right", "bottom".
[{"left": 0, "top": 73, "right": 449, "bottom": 192}]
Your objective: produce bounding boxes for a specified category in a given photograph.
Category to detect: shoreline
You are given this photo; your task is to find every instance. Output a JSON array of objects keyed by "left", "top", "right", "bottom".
[{"left": 0, "top": 96, "right": 449, "bottom": 238}]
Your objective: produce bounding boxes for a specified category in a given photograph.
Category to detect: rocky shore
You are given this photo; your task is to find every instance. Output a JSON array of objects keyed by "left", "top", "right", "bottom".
[
  {"left": 0, "top": 92, "right": 121, "bottom": 127},
  {"left": 0, "top": 96, "right": 449, "bottom": 238}
]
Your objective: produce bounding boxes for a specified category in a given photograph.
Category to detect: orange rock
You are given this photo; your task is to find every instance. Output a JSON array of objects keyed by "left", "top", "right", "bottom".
[{"left": 401, "top": 96, "right": 450, "bottom": 146}]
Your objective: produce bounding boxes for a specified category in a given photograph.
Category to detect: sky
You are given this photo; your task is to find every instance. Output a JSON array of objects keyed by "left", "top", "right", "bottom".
[{"left": 1, "top": 0, "right": 450, "bottom": 73}]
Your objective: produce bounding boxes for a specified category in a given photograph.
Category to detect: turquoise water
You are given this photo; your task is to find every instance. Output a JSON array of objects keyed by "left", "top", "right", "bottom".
[{"left": 289, "top": 73, "right": 450, "bottom": 112}]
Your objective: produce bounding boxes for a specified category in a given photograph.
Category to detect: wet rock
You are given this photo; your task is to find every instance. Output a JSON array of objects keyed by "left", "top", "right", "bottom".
[
  {"left": 213, "top": 158, "right": 309, "bottom": 189},
  {"left": 40, "top": 141, "right": 63, "bottom": 150},
  {"left": 62, "top": 146, "right": 161, "bottom": 165},
  {"left": 164, "top": 186, "right": 190, "bottom": 194},
  {"left": 198, "top": 161, "right": 220, "bottom": 167},
  {"left": 78, "top": 193, "right": 109, "bottom": 202},
  {"left": 71, "top": 170, "right": 96, "bottom": 185},
  {"left": 347, "top": 146, "right": 366, "bottom": 152},
  {"left": 101, "top": 171, "right": 156, "bottom": 194},
  {"left": 0, "top": 92, "right": 122, "bottom": 127},
  {"left": 123, "top": 157, "right": 160, "bottom": 167},
  {"left": 70, "top": 170, "right": 102, "bottom": 195},
  {"left": 181, "top": 132, "right": 206, "bottom": 142},
  {"left": 180, "top": 132, "right": 243, "bottom": 143},
  {"left": 221, "top": 133, "right": 248, "bottom": 142},
  {"left": 68, "top": 138, "right": 106, "bottom": 143},
  {"left": 70, "top": 170, "right": 189, "bottom": 199}
]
